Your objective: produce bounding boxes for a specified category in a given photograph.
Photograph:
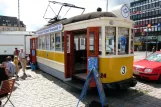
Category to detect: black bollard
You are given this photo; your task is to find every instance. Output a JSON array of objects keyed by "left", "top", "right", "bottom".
[{"left": 89, "top": 100, "right": 108, "bottom": 107}]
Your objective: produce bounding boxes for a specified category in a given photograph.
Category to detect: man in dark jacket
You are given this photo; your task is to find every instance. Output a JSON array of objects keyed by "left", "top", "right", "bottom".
[{"left": 0, "top": 64, "right": 9, "bottom": 106}]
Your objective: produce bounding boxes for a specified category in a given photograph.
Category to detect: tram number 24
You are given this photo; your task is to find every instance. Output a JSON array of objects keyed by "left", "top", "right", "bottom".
[{"left": 100, "top": 73, "right": 106, "bottom": 78}]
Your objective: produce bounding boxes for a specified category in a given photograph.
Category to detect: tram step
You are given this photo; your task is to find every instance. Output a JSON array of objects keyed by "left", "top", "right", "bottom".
[{"left": 73, "top": 73, "right": 87, "bottom": 81}]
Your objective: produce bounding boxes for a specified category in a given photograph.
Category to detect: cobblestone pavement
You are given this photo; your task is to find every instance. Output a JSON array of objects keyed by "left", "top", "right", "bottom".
[{"left": 2, "top": 52, "right": 161, "bottom": 107}]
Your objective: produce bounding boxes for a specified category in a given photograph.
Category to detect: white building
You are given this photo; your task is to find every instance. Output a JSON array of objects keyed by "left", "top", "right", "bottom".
[{"left": 0, "top": 31, "right": 34, "bottom": 62}]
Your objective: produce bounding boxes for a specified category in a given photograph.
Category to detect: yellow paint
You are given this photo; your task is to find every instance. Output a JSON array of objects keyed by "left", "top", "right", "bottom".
[
  {"left": 36, "top": 50, "right": 64, "bottom": 63},
  {"left": 99, "top": 56, "right": 133, "bottom": 83}
]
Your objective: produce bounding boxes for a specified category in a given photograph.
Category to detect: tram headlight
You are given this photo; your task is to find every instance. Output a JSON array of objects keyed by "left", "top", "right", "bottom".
[{"left": 144, "top": 69, "right": 152, "bottom": 73}]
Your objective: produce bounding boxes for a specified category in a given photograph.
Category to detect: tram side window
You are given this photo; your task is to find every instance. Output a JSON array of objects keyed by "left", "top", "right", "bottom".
[
  {"left": 55, "top": 33, "right": 61, "bottom": 51},
  {"left": 131, "top": 29, "right": 134, "bottom": 54},
  {"left": 36, "top": 38, "right": 38, "bottom": 49},
  {"left": 50, "top": 34, "right": 55, "bottom": 51},
  {"left": 42, "top": 36, "right": 46, "bottom": 50},
  {"left": 38, "top": 37, "right": 42, "bottom": 49},
  {"left": 118, "top": 27, "right": 129, "bottom": 55},
  {"left": 105, "top": 27, "right": 116, "bottom": 55},
  {"left": 46, "top": 35, "right": 50, "bottom": 50}
]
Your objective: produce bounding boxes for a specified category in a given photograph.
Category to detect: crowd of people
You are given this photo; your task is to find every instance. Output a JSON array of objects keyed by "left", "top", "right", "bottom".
[{"left": 0, "top": 48, "right": 28, "bottom": 106}]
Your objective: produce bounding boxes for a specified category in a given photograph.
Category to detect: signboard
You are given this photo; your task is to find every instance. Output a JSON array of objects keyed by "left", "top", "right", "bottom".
[
  {"left": 88, "top": 57, "right": 98, "bottom": 71},
  {"left": 77, "top": 57, "right": 108, "bottom": 107},
  {"left": 36, "top": 23, "right": 63, "bottom": 36},
  {"left": 32, "top": 50, "right": 35, "bottom": 56},
  {"left": 121, "top": 5, "right": 129, "bottom": 18}
]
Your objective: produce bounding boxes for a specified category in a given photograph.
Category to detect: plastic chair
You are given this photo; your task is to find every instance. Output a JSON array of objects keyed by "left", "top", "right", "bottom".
[{"left": 0, "top": 78, "right": 16, "bottom": 107}]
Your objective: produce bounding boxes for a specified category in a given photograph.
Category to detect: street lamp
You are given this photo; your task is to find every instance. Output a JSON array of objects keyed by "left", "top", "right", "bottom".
[{"left": 144, "top": 24, "right": 151, "bottom": 57}]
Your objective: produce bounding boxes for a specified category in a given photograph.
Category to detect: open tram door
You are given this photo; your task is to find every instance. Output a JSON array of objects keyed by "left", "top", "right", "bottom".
[
  {"left": 87, "top": 27, "right": 99, "bottom": 87},
  {"left": 64, "top": 31, "right": 74, "bottom": 78},
  {"left": 30, "top": 38, "right": 36, "bottom": 64}
]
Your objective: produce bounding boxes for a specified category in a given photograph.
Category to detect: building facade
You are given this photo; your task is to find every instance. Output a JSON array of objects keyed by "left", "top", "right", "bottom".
[
  {"left": 130, "top": 0, "right": 161, "bottom": 51},
  {"left": 0, "top": 15, "right": 26, "bottom": 31}
]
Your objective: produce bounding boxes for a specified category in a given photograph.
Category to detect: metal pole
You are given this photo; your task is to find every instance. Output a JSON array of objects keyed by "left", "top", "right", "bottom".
[
  {"left": 18, "top": 0, "right": 20, "bottom": 31},
  {"left": 106, "top": 0, "right": 108, "bottom": 12},
  {"left": 146, "top": 28, "right": 148, "bottom": 57}
]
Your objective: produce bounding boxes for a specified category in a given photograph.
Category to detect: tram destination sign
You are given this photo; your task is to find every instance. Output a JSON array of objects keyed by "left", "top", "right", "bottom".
[{"left": 36, "top": 23, "right": 63, "bottom": 36}]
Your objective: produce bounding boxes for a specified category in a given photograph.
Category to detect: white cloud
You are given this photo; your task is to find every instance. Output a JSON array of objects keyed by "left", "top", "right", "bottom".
[{"left": 0, "top": 0, "right": 107, "bottom": 31}]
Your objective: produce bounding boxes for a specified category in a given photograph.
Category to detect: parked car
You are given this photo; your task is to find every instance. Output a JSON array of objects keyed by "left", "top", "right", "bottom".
[{"left": 133, "top": 51, "right": 161, "bottom": 83}]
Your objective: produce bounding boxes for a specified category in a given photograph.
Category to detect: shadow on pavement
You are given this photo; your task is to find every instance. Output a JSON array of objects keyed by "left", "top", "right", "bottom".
[
  {"left": 135, "top": 77, "right": 161, "bottom": 88},
  {"left": 37, "top": 70, "right": 161, "bottom": 107}
]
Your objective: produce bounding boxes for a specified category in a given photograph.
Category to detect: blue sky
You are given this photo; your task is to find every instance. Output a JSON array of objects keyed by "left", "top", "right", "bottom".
[{"left": 0, "top": 0, "right": 129, "bottom": 31}]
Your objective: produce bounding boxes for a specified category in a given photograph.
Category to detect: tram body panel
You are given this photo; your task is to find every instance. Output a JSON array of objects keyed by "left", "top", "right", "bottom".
[
  {"left": 36, "top": 50, "right": 64, "bottom": 63},
  {"left": 99, "top": 56, "right": 133, "bottom": 83}
]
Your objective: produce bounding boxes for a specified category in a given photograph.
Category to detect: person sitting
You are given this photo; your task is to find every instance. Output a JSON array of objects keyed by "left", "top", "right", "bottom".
[
  {"left": 0, "top": 64, "right": 9, "bottom": 106},
  {"left": 6, "top": 56, "right": 16, "bottom": 77}
]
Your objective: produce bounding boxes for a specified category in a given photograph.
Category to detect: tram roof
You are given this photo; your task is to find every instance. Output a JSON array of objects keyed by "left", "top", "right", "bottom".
[{"left": 48, "top": 12, "right": 117, "bottom": 26}]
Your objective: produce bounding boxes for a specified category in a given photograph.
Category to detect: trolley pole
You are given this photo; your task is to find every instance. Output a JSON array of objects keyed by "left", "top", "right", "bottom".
[
  {"left": 146, "top": 24, "right": 151, "bottom": 57},
  {"left": 18, "top": 0, "right": 20, "bottom": 31}
]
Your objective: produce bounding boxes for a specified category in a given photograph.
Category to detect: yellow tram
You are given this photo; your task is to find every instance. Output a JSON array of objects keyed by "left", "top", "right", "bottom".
[{"left": 31, "top": 2, "right": 137, "bottom": 89}]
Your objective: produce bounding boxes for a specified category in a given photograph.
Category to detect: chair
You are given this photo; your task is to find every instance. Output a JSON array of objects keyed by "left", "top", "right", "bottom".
[{"left": 0, "top": 78, "right": 16, "bottom": 107}]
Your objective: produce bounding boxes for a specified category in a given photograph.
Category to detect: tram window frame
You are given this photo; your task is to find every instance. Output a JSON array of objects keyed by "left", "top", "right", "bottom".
[
  {"left": 105, "top": 26, "right": 116, "bottom": 55},
  {"left": 62, "top": 32, "right": 64, "bottom": 52},
  {"left": 118, "top": 27, "right": 129, "bottom": 55},
  {"left": 55, "top": 32, "right": 61, "bottom": 51},
  {"left": 99, "top": 27, "right": 102, "bottom": 55},
  {"left": 50, "top": 34, "right": 55, "bottom": 51}
]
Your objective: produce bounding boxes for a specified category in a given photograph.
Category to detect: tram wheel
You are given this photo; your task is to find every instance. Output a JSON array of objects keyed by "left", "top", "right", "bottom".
[{"left": 157, "top": 75, "right": 161, "bottom": 84}]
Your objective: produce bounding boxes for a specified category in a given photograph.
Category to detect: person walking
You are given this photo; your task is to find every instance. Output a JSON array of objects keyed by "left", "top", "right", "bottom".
[
  {"left": 152, "top": 46, "right": 156, "bottom": 53},
  {"left": 14, "top": 56, "right": 19, "bottom": 77},
  {"left": 19, "top": 48, "right": 27, "bottom": 76}
]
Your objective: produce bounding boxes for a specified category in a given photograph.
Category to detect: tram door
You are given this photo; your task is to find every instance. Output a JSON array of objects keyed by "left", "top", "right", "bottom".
[
  {"left": 87, "top": 27, "right": 99, "bottom": 87},
  {"left": 64, "top": 31, "right": 74, "bottom": 78},
  {"left": 30, "top": 38, "right": 36, "bottom": 63}
]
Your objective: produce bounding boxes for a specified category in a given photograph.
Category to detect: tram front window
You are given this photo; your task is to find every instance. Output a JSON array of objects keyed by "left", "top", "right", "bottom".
[
  {"left": 105, "top": 27, "right": 116, "bottom": 55},
  {"left": 118, "top": 27, "right": 129, "bottom": 55}
]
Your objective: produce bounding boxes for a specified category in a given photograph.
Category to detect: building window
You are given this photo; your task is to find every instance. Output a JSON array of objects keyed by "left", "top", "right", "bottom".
[
  {"left": 55, "top": 33, "right": 61, "bottom": 51},
  {"left": 105, "top": 27, "right": 116, "bottom": 55},
  {"left": 50, "top": 34, "right": 55, "bottom": 51},
  {"left": 118, "top": 28, "right": 129, "bottom": 55},
  {"left": 152, "top": 18, "right": 155, "bottom": 24},
  {"left": 155, "top": 18, "right": 158, "bottom": 23}
]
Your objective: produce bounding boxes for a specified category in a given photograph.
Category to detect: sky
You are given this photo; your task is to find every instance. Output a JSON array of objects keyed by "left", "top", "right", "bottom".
[{"left": 0, "top": 0, "right": 130, "bottom": 31}]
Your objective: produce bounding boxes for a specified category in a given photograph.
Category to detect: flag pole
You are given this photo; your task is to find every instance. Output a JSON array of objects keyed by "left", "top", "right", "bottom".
[{"left": 106, "top": 0, "right": 108, "bottom": 12}]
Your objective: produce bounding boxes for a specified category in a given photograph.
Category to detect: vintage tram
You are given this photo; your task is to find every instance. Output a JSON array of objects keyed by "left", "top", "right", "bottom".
[{"left": 30, "top": 2, "right": 137, "bottom": 89}]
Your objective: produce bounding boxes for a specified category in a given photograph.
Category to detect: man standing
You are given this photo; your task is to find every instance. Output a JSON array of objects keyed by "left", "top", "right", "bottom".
[
  {"left": 13, "top": 48, "right": 20, "bottom": 56},
  {"left": 19, "top": 48, "right": 27, "bottom": 75}
]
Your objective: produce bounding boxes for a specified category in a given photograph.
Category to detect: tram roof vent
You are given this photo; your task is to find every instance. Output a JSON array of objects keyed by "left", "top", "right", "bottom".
[{"left": 97, "top": 7, "right": 102, "bottom": 12}]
